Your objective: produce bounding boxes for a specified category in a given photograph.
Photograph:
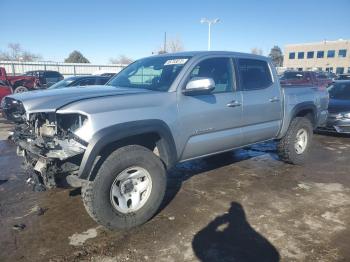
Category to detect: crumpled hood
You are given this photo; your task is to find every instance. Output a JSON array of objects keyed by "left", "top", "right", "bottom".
[{"left": 7, "top": 85, "right": 152, "bottom": 113}]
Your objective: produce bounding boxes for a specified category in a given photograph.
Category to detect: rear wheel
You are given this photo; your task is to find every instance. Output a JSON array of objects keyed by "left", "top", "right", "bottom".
[
  {"left": 82, "top": 145, "right": 166, "bottom": 230},
  {"left": 277, "top": 117, "right": 313, "bottom": 165},
  {"left": 14, "top": 86, "right": 28, "bottom": 93}
]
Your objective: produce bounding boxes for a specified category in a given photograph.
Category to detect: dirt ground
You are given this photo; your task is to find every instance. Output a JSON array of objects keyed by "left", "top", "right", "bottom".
[{"left": 0, "top": 117, "right": 349, "bottom": 262}]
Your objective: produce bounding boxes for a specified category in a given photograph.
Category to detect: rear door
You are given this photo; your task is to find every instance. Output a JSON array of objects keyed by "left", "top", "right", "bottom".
[
  {"left": 178, "top": 57, "right": 243, "bottom": 160},
  {"left": 236, "top": 58, "right": 282, "bottom": 144}
]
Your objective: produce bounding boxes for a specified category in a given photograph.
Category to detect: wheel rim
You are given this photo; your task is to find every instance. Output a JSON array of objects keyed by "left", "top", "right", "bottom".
[
  {"left": 294, "top": 128, "right": 308, "bottom": 154},
  {"left": 14, "top": 86, "right": 28, "bottom": 93},
  {"left": 110, "top": 166, "right": 152, "bottom": 214}
]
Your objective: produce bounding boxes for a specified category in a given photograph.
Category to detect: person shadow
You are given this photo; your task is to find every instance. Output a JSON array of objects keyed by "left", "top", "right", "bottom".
[{"left": 192, "top": 202, "right": 280, "bottom": 262}]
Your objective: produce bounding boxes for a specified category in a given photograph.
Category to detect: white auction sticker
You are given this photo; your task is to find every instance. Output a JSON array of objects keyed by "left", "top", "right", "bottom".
[{"left": 164, "top": 59, "right": 188, "bottom": 65}]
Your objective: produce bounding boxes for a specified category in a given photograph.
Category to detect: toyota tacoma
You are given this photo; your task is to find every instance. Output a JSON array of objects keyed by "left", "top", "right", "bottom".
[{"left": 1, "top": 51, "right": 329, "bottom": 229}]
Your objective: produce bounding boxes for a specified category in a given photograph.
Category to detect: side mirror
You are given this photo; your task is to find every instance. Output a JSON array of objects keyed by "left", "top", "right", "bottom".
[{"left": 183, "top": 77, "right": 215, "bottom": 95}]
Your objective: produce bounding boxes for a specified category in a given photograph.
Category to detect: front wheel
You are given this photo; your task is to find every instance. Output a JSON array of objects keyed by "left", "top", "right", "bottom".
[
  {"left": 277, "top": 117, "right": 313, "bottom": 165},
  {"left": 82, "top": 145, "right": 166, "bottom": 230},
  {"left": 14, "top": 86, "right": 28, "bottom": 93}
]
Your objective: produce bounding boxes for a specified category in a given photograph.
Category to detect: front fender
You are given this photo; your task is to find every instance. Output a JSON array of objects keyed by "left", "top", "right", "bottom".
[{"left": 78, "top": 119, "right": 177, "bottom": 179}]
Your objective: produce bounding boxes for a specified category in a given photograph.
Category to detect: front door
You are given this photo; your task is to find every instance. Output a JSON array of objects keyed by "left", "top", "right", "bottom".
[{"left": 177, "top": 57, "right": 243, "bottom": 161}]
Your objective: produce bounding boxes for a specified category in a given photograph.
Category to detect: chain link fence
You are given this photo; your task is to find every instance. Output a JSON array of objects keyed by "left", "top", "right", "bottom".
[{"left": 0, "top": 61, "right": 127, "bottom": 77}]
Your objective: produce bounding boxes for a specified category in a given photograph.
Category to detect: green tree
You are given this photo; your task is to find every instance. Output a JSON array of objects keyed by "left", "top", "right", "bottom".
[
  {"left": 64, "top": 50, "right": 90, "bottom": 63},
  {"left": 269, "top": 46, "right": 283, "bottom": 67}
]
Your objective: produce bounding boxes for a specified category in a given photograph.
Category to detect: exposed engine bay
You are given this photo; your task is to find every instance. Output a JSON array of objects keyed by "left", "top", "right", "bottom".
[{"left": 3, "top": 97, "right": 88, "bottom": 189}]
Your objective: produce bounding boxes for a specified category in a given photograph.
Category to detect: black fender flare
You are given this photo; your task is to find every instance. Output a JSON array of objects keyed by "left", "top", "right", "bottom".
[
  {"left": 291, "top": 102, "right": 318, "bottom": 126},
  {"left": 78, "top": 119, "right": 177, "bottom": 179}
]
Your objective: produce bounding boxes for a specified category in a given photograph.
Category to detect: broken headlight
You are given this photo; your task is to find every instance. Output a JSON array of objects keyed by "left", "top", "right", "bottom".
[{"left": 56, "top": 113, "right": 89, "bottom": 139}]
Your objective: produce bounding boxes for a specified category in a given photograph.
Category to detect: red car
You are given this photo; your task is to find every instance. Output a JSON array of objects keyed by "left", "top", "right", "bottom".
[
  {"left": 0, "top": 67, "right": 40, "bottom": 93},
  {"left": 0, "top": 84, "right": 12, "bottom": 108},
  {"left": 280, "top": 71, "right": 332, "bottom": 89}
]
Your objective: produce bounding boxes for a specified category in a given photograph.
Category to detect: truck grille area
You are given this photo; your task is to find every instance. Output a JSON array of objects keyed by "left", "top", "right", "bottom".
[{"left": 8, "top": 111, "right": 88, "bottom": 189}]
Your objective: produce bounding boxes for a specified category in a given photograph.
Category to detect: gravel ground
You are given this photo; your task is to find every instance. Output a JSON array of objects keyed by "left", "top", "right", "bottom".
[{"left": 0, "top": 117, "right": 349, "bottom": 262}]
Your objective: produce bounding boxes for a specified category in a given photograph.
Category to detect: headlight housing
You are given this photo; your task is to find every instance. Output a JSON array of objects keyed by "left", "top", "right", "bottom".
[{"left": 335, "top": 112, "right": 350, "bottom": 119}]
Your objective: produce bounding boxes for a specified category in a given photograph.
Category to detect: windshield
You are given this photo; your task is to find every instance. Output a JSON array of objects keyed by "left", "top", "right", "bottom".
[
  {"left": 328, "top": 82, "right": 350, "bottom": 100},
  {"left": 49, "top": 77, "right": 77, "bottom": 89},
  {"left": 106, "top": 56, "right": 191, "bottom": 91}
]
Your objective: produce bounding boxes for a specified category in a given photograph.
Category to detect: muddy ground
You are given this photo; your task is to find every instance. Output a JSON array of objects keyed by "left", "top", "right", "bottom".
[{"left": 0, "top": 117, "right": 349, "bottom": 262}]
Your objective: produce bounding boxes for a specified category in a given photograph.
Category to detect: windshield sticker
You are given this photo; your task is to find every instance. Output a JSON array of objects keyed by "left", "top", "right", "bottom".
[{"left": 164, "top": 59, "right": 188, "bottom": 65}]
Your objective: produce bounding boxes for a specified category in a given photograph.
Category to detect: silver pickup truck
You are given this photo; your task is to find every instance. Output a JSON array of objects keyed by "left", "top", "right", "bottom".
[{"left": 2, "top": 51, "right": 328, "bottom": 229}]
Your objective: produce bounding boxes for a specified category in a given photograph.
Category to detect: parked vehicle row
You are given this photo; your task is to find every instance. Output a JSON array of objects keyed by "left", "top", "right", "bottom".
[
  {"left": 318, "top": 80, "right": 350, "bottom": 134},
  {"left": 1, "top": 67, "right": 116, "bottom": 93},
  {"left": 23, "top": 70, "right": 64, "bottom": 88},
  {"left": 49, "top": 75, "right": 111, "bottom": 89},
  {"left": 0, "top": 67, "right": 40, "bottom": 93},
  {"left": 280, "top": 70, "right": 332, "bottom": 88}
]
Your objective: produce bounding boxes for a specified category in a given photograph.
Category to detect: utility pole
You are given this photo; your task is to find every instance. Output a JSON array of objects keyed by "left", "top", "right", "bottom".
[
  {"left": 164, "top": 32, "right": 167, "bottom": 53},
  {"left": 200, "top": 18, "right": 220, "bottom": 51}
]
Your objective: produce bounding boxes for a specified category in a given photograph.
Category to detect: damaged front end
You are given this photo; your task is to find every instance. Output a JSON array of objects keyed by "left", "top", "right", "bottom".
[{"left": 3, "top": 97, "right": 88, "bottom": 190}]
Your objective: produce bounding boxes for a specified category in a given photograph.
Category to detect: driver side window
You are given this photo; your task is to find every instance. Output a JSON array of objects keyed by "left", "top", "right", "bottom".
[{"left": 189, "top": 57, "right": 233, "bottom": 93}]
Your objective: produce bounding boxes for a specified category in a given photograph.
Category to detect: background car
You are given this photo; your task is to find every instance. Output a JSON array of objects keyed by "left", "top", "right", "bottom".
[
  {"left": 23, "top": 70, "right": 64, "bottom": 88},
  {"left": 49, "top": 75, "right": 111, "bottom": 89},
  {"left": 100, "top": 73, "right": 116, "bottom": 77},
  {"left": 336, "top": 74, "right": 350, "bottom": 81},
  {"left": 0, "top": 67, "right": 40, "bottom": 93},
  {"left": 0, "top": 84, "right": 12, "bottom": 107},
  {"left": 318, "top": 80, "right": 350, "bottom": 134},
  {"left": 280, "top": 71, "right": 332, "bottom": 88}
]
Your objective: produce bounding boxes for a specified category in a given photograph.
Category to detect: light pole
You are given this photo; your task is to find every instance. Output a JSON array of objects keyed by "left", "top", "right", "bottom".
[{"left": 200, "top": 18, "right": 220, "bottom": 51}]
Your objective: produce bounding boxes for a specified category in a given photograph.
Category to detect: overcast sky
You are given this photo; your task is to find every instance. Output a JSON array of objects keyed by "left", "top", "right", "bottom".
[{"left": 1, "top": 0, "right": 349, "bottom": 64}]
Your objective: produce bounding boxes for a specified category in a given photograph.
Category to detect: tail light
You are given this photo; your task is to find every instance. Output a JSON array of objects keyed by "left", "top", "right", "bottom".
[{"left": 0, "top": 85, "right": 13, "bottom": 94}]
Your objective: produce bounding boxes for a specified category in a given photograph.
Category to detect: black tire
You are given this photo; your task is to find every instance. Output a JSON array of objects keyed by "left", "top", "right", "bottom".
[
  {"left": 81, "top": 145, "right": 166, "bottom": 230},
  {"left": 277, "top": 117, "right": 313, "bottom": 165}
]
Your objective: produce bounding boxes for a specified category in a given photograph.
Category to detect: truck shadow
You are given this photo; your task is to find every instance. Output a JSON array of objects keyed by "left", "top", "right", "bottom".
[
  {"left": 315, "top": 130, "right": 350, "bottom": 138},
  {"left": 192, "top": 202, "right": 280, "bottom": 262},
  {"left": 162, "top": 141, "right": 278, "bottom": 210}
]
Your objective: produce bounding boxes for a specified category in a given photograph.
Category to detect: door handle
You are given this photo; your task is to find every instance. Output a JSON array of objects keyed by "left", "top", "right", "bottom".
[
  {"left": 227, "top": 100, "right": 241, "bottom": 107},
  {"left": 269, "top": 97, "right": 280, "bottom": 102}
]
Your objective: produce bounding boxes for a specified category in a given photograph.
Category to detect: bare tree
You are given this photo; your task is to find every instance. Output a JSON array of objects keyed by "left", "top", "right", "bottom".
[
  {"left": 109, "top": 55, "right": 133, "bottom": 65},
  {"left": 0, "top": 43, "right": 42, "bottom": 61},
  {"left": 0, "top": 51, "right": 11, "bottom": 61},
  {"left": 154, "top": 35, "right": 184, "bottom": 54},
  {"left": 251, "top": 48, "right": 263, "bottom": 55},
  {"left": 167, "top": 36, "right": 184, "bottom": 53},
  {"left": 8, "top": 43, "right": 21, "bottom": 60}
]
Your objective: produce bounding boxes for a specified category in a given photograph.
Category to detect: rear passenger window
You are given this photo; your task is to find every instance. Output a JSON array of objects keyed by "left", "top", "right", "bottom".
[
  {"left": 189, "top": 58, "right": 233, "bottom": 93},
  {"left": 238, "top": 59, "right": 273, "bottom": 90},
  {"left": 96, "top": 78, "right": 109, "bottom": 85},
  {"left": 45, "top": 71, "right": 61, "bottom": 77},
  {"left": 77, "top": 78, "right": 95, "bottom": 86}
]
